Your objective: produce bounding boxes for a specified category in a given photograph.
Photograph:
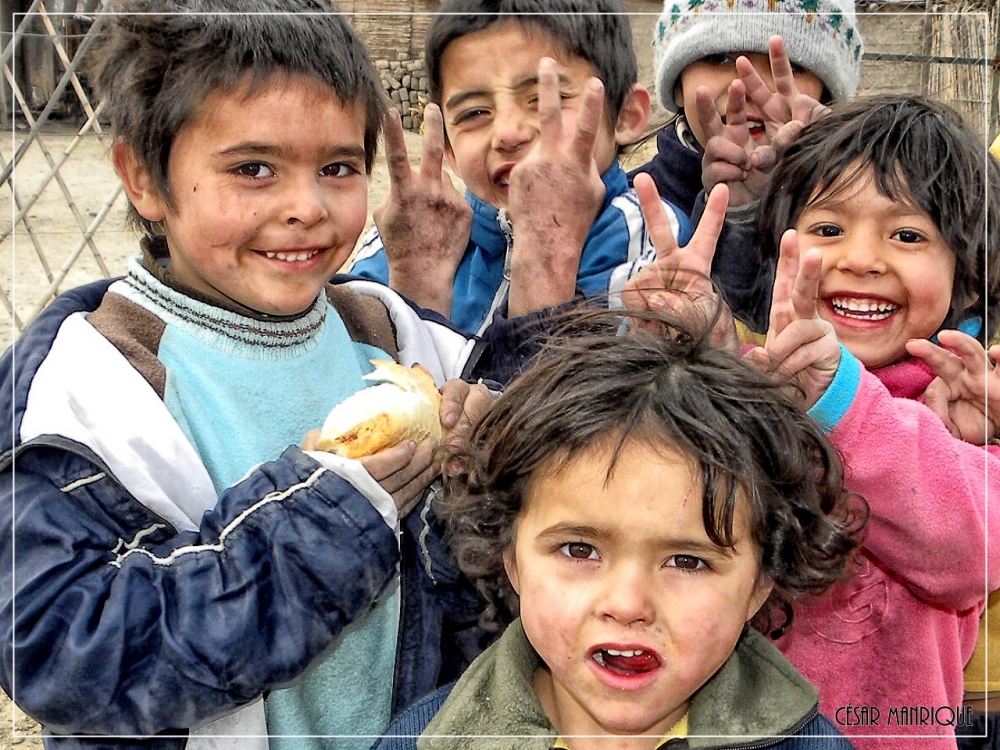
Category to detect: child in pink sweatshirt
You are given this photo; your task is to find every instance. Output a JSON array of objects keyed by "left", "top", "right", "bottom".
[{"left": 749, "top": 94, "right": 1000, "bottom": 750}]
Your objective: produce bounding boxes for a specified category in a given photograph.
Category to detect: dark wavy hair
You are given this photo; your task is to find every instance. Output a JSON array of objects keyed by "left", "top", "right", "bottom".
[
  {"left": 87, "top": 0, "right": 387, "bottom": 237},
  {"left": 758, "top": 94, "right": 1000, "bottom": 344},
  {"left": 439, "top": 311, "right": 865, "bottom": 638}
]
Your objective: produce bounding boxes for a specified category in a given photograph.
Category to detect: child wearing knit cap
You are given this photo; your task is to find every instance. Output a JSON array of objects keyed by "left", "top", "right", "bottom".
[{"left": 630, "top": 0, "right": 863, "bottom": 332}]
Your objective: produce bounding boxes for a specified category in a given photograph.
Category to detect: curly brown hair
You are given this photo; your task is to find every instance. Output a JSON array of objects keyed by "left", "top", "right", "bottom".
[{"left": 439, "top": 313, "right": 866, "bottom": 638}]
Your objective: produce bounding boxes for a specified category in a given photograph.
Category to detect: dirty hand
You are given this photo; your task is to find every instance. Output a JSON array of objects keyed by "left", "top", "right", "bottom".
[
  {"left": 506, "top": 57, "right": 606, "bottom": 317},
  {"left": 375, "top": 105, "right": 471, "bottom": 317}
]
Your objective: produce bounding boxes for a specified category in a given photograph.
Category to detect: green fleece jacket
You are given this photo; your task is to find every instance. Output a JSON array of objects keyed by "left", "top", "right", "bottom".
[{"left": 380, "top": 619, "right": 849, "bottom": 750}]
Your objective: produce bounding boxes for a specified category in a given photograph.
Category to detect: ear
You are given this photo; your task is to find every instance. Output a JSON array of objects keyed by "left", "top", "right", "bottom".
[
  {"left": 112, "top": 139, "right": 167, "bottom": 223},
  {"left": 746, "top": 575, "right": 775, "bottom": 622},
  {"left": 502, "top": 546, "right": 521, "bottom": 596},
  {"left": 614, "top": 82, "right": 651, "bottom": 146}
]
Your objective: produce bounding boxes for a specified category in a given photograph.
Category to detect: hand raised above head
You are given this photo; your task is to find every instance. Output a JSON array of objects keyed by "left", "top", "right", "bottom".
[{"left": 375, "top": 105, "right": 471, "bottom": 317}]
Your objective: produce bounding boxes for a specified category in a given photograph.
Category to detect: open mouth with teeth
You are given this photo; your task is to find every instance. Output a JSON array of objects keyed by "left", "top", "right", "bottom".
[
  {"left": 829, "top": 296, "right": 899, "bottom": 322},
  {"left": 260, "top": 249, "right": 322, "bottom": 263},
  {"left": 592, "top": 648, "right": 661, "bottom": 676},
  {"left": 492, "top": 165, "right": 513, "bottom": 191}
]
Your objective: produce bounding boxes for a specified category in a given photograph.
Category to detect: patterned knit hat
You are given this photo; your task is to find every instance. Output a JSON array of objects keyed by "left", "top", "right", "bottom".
[{"left": 654, "top": 0, "right": 864, "bottom": 113}]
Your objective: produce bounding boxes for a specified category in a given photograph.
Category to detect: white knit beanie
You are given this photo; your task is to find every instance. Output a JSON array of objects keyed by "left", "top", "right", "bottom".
[{"left": 654, "top": 0, "right": 863, "bottom": 113}]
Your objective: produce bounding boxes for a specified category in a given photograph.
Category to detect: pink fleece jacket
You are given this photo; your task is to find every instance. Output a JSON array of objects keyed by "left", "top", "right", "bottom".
[{"left": 778, "top": 349, "right": 999, "bottom": 750}]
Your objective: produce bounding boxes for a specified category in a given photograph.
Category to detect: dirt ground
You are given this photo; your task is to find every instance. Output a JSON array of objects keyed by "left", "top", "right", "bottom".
[{"left": 0, "top": 122, "right": 657, "bottom": 746}]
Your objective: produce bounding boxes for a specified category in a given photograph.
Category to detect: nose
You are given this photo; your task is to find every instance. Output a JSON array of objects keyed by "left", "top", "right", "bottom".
[
  {"left": 282, "top": 178, "right": 329, "bottom": 227},
  {"left": 491, "top": 101, "right": 534, "bottom": 153},
  {"left": 834, "top": 231, "right": 886, "bottom": 276},
  {"left": 596, "top": 563, "right": 656, "bottom": 627}
]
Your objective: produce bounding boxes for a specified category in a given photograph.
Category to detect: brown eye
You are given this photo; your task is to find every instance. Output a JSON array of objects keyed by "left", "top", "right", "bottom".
[
  {"left": 234, "top": 162, "right": 273, "bottom": 179},
  {"left": 667, "top": 555, "right": 707, "bottom": 571},
  {"left": 561, "top": 542, "right": 598, "bottom": 560}
]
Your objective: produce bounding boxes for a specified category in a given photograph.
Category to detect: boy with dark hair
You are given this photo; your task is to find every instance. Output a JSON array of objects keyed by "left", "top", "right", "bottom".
[
  {"left": 0, "top": 2, "right": 526, "bottom": 748},
  {"left": 349, "top": 0, "right": 693, "bottom": 335}
]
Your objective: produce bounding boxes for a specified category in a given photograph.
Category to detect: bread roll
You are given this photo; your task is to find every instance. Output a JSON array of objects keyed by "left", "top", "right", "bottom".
[{"left": 317, "top": 360, "right": 443, "bottom": 458}]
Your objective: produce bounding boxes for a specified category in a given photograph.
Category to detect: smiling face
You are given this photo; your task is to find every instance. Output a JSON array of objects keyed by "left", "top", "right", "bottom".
[
  {"left": 115, "top": 74, "right": 369, "bottom": 316},
  {"left": 677, "top": 53, "right": 824, "bottom": 149},
  {"left": 503, "top": 439, "right": 771, "bottom": 741},
  {"left": 796, "top": 169, "right": 957, "bottom": 369},
  {"left": 438, "top": 21, "right": 639, "bottom": 209}
]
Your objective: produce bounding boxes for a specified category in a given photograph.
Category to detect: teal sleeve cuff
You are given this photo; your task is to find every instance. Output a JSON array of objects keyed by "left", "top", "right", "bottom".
[{"left": 807, "top": 345, "right": 861, "bottom": 433}]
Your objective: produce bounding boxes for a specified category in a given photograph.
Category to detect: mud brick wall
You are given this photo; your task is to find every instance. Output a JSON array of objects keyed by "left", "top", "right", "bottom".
[{"left": 375, "top": 53, "right": 430, "bottom": 131}]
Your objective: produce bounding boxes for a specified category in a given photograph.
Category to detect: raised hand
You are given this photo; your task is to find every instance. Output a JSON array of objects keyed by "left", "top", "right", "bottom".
[
  {"left": 747, "top": 229, "right": 839, "bottom": 408},
  {"left": 375, "top": 105, "right": 472, "bottom": 317},
  {"left": 738, "top": 36, "right": 830, "bottom": 172},
  {"left": 621, "top": 175, "right": 737, "bottom": 348},
  {"left": 506, "top": 57, "right": 607, "bottom": 317},
  {"left": 906, "top": 330, "right": 1000, "bottom": 445},
  {"left": 698, "top": 36, "right": 829, "bottom": 205},
  {"left": 698, "top": 79, "right": 760, "bottom": 206}
]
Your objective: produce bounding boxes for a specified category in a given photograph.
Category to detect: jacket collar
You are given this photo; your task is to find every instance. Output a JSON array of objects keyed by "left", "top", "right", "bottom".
[
  {"left": 467, "top": 161, "right": 629, "bottom": 258},
  {"left": 421, "top": 619, "right": 819, "bottom": 750}
]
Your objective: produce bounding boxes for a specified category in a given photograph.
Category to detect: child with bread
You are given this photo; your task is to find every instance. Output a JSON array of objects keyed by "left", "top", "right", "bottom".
[{"left": 0, "top": 2, "right": 532, "bottom": 748}]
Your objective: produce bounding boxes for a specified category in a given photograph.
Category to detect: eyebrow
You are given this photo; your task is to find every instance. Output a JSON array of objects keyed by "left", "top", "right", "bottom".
[
  {"left": 444, "top": 73, "right": 574, "bottom": 112},
  {"left": 536, "top": 523, "right": 736, "bottom": 558},
  {"left": 214, "top": 142, "right": 367, "bottom": 162}
]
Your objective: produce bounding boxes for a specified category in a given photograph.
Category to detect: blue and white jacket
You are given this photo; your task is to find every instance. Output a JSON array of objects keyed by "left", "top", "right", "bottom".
[
  {"left": 350, "top": 161, "right": 693, "bottom": 335},
  {"left": 0, "top": 272, "right": 513, "bottom": 750}
]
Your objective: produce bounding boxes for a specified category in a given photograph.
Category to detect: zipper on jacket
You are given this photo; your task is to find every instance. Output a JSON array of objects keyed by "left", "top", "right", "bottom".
[
  {"left": 706, "top": 705, "right": 822, "bottom": 750},
  {"left": 475, "top": 208, "right": 514, "bottom": 337}
]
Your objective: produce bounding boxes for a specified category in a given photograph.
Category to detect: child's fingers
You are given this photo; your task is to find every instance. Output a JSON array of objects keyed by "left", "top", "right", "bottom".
[
  {"left": 920, "top": 378, "right": 962, "bottom": 439},
  {"left": 690, "top": 183, "right": 728, "bottom": 265},
  {"left": 736, "top": 55, "right": 773, "bottom": 115},
  {"left": 536, "top": 57, "right": 563, "bottom": 148},
  {"left": 767, "top": 36, "right": 796, "bottom": 99},
  {"left": 418, "top": 103, "right": 446, "bottom": 183},
  {"left": 905, "top": 338, "right": 966, "bottom": 383},
  {"left": 989, "top": 344, "right": 1000, "bottom": 367},
  {"left": 768, "top": 319, "right": 836, "bottom": 376},
  {"left": 694, "top": 86, "right": 725, "bottom": 143},
  {"left": 767, "top": 120, "right": 806, "bottom": 159},
  {"left": 749, "top": 144, "right": 778, "bottom": 172},
  {"left": 723, "top": 79, "right": 750, "bottom": 145},
  {"left": 570, "top": 77, "right": 605, "bottom": 167},
  {"left": 300, "top": 429, "right": 321, "bottom": 452},
  {"left": 768, "top": 229, "right": 801, "bottom": 334},
  {"left": 633, "top": 172, "right": 679, "bottom": 259},
  {"left": 702, "top": 156, "right": 749, "bottom": 193},
  {"left": 382, "top": 108, "right": 414, "bottom": 189},
  {"left": 790, "top": 246, "right": 823, "bottom": 321},
  {"left": 935, "top": 328, "right": 988, "bottom": 369}
]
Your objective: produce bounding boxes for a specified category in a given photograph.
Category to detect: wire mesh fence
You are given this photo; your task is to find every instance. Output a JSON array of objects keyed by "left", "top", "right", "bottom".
[{"left": 0, "top": 1, "right": 997, "bottom": 352}]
